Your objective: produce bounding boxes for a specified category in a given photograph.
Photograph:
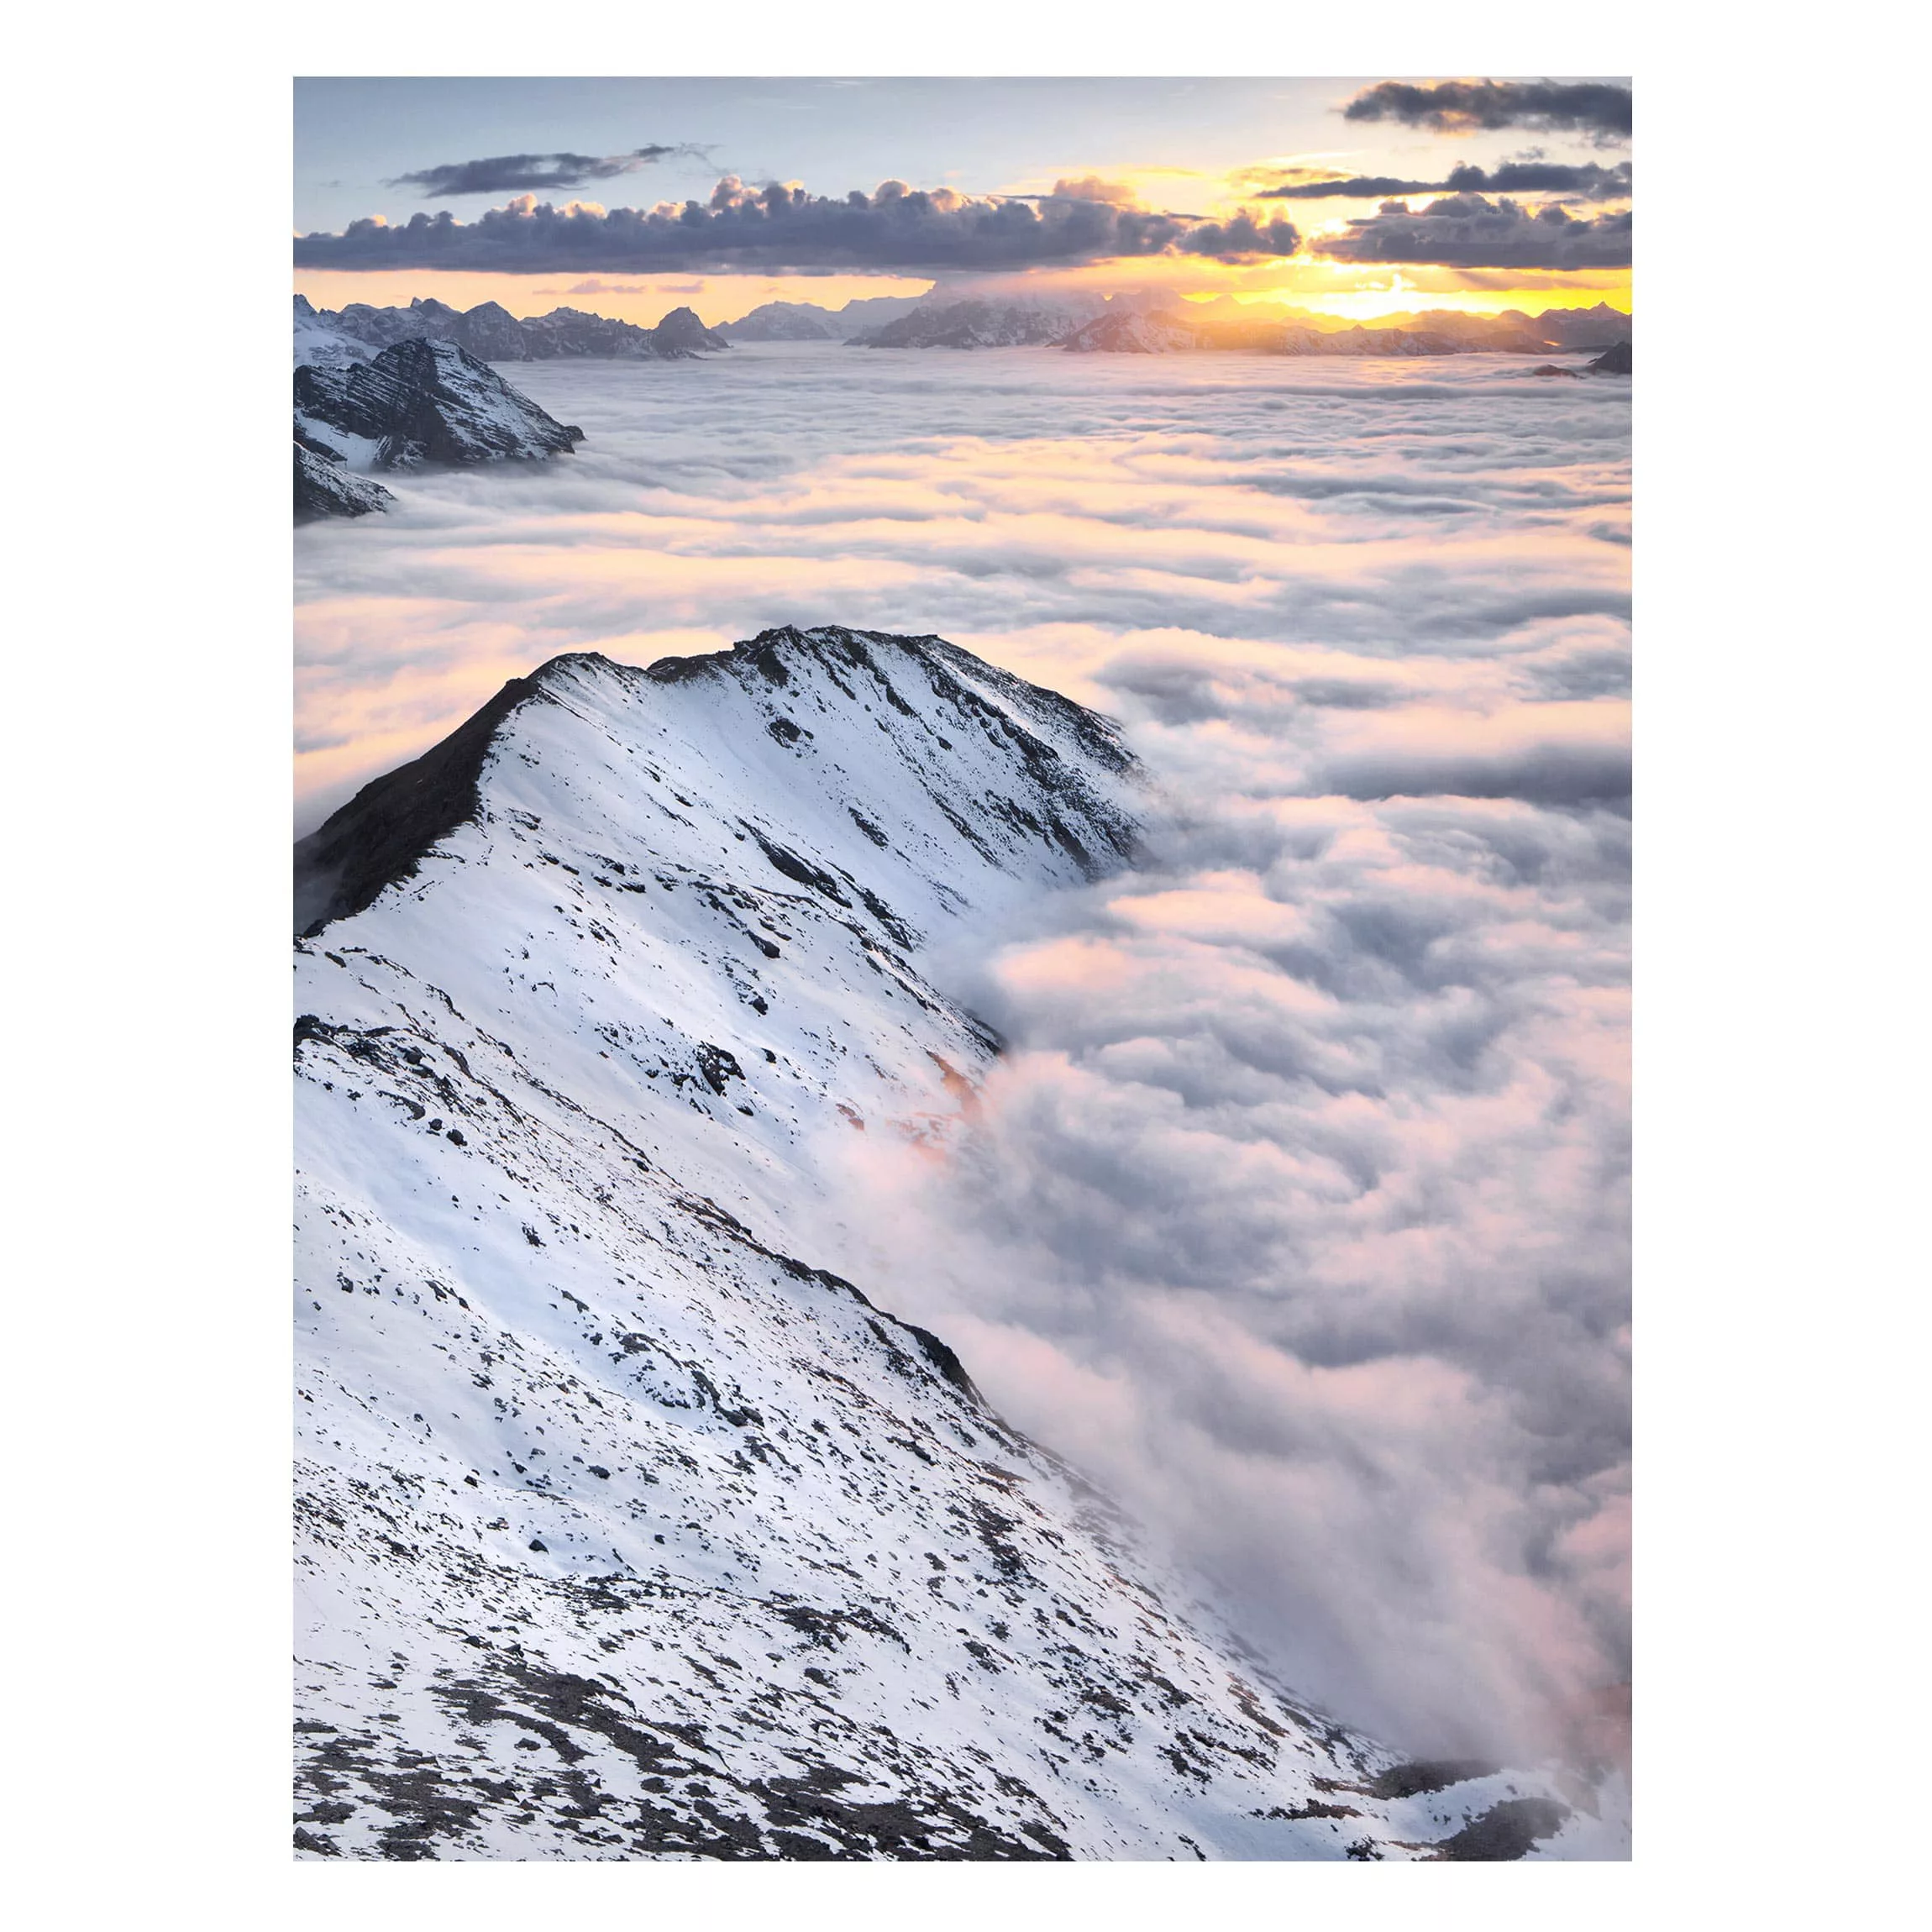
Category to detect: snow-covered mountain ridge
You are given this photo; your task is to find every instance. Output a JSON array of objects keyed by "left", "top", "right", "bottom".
[
  {"left": 296, "top": 338, "right": 584, "bottom": 473},
  {"left": 292, "top": 625, "right": 1626, "bottom": 1859},
  {"left": 293, "top": 444, "right": 396, "bottom": 522}
]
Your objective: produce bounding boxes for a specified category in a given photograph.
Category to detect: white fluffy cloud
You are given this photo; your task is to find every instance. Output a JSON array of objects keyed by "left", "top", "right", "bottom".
[{"left": 818, "top": 769, "right": 1629, "bottom": 1754}]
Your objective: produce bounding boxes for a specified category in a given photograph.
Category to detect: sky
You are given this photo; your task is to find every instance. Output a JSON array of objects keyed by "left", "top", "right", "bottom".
[
  {"left": 294, "top": 76, "right": 1633, "bottom": 326},
  {"left": 295, "top": 345, "right": 1630, "bottom": 1754}
]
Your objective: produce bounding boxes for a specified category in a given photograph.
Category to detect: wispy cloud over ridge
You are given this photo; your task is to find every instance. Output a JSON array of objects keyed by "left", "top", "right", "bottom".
[
  {"left": 1342, "top": 79, "right": 1633, "bottom": 144},
  {"left": 386, "top": 145, "right": 710, "bottom": 198},
  {"left": 296, "top": 177, "right": 1301, "bottom": 273}
]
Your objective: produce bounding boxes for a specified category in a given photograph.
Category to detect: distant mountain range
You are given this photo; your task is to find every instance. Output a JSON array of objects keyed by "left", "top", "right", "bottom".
[
  {"left": 863, "top": 297, "right": 1110, "bottom": 349},
  {"left": 1058, "top": 309, "right": 1468, "bottom": 358},
  {"left": 711, "top": 291, "right": 1633, "bottom": 357},
  {"left": 296, "top": 289, "right": 1631, "bottom": 365},
  {"left": 294, "top": 293, "right": 729, "bottom": 365},
  {"left": 719, "top": 294, "right": 930, "bottom": 341},
  {"left": 289, "top": 291, "right": 1630, "bottom": 523},
  {"left": 1057, "top": 298, "right": 1633, "bottom": 359}
]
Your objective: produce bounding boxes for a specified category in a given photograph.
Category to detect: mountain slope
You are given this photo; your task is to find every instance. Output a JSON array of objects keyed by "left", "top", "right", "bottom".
[
  {"left": 294, "top": 338, "right": 584, "bottom": 471},
  {"left": 294, "top": 294, "right": 377, "bottom": 370},
  {"left": 1055, "top": 309, "right": 1207, "bottom": 354},
  {"left": 719, "top": 302, "right": 843, "bottom": 341},
  {"left": 294, "top": 444, "right": 396, "bottom": 521},
  {"left": 293, "top": 626, "right": 1625, "bottom": 1861}
]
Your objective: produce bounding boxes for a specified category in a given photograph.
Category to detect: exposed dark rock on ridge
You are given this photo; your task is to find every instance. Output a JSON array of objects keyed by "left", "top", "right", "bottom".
[
  {"left": 1588, "top": 339, "right": 1632, "bottom": 374},
  {"left": 294, "top": 669, "right": 547, "bottom": 931}
]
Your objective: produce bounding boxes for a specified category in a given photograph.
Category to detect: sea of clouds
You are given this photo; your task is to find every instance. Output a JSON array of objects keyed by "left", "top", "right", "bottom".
[{"left": 296, "top": 342, "right": 1630, "bottom": 1757}]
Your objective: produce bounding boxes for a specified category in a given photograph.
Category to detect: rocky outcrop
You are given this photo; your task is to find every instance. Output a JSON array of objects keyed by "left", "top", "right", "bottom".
[
  {"left": 293, "top": 444, "right": 396, "bottom": 522},
  {"left": 294, "top": 338, "right": 584, "bottom": 471},
  {"left": 1588, "top": 339, "right": 1632, "bottom": 375}
]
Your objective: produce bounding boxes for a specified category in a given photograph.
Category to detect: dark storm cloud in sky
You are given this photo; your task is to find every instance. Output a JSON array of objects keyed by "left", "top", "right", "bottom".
[
  {"left": 294, "top": 177, "right": 1300, "bottom": 273},
  {"left": 1315, "top": 194, "right": 1633, "bottom": 270},
  {"left": 1264, "top": 160, "right": 1630, "bottom": 202},
  {"left": 386, "top": 145, "right": 710, "bottom": 198},
  {"left": 1342, "top": 79, "right": 1633, "bottom": 144}
]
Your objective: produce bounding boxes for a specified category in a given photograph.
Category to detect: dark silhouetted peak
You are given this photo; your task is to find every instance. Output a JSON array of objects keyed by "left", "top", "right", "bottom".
[{"left": 652, "top": 305, "right": 732, "bottom": 354}]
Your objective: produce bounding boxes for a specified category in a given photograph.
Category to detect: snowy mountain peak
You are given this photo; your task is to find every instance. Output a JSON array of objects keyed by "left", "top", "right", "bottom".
[
  {"left": 292, "top": 628, "right": 1625, "bottom": 1859},
  {"left": 293, "top": 443, "right": 396, "bottom": 522},
  {"left": 297, "top": 628, "right": 1140, "bottom": 937},
  {"left": 294, "top": 337, "right": 585, "bottom": 472}
]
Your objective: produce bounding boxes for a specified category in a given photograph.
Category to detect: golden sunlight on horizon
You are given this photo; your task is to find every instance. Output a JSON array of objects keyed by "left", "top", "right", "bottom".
[{"left": 295, "top": 263, "right": 1630, "bottom": 330}]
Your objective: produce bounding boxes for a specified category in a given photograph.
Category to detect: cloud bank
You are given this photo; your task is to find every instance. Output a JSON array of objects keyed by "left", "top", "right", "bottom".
[
  {"left": 1342, "top": 79, "right": 1633, "bottom": 144},
  {"left": 294, "top": 177, "right": 1300, "bottom": 273},
  {"left": 1314, "top": 194, "right": 1633, "bottom": 270},
  {"left": 836, "top": 774, "right": 1630, "bottom": 1755},
  {"left": 295, "top": 347, "right": 1630, "bottom": 1756},
  {"left": 1264, "top": 160, "right": 1630, "bottom": 202},
  {"left": 387, "top": 145, "right": 708, "bottom": 198}
]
